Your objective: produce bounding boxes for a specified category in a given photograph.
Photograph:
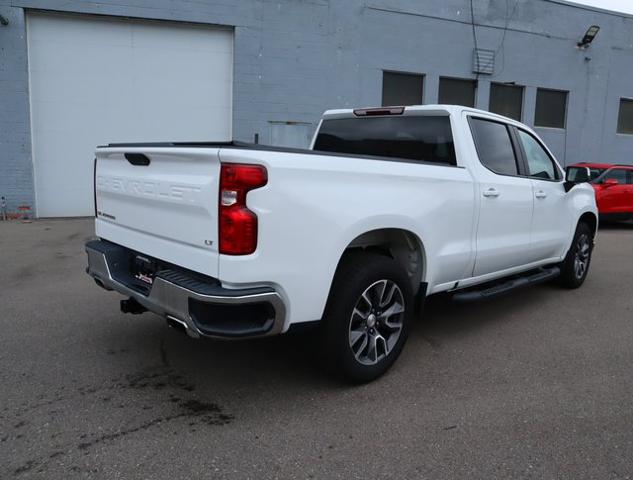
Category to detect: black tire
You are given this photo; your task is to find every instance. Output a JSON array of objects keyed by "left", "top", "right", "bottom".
[
  {"left": 557, "top": 222, "right": 593, "bottom": 289},
  {"left": 320, "top": 251, "right": 414, "bottom": 383}
]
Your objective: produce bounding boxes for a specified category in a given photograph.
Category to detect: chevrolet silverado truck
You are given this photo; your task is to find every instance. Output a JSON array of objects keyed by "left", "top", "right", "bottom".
[{"left": 86, "top": 105, "right": 598, "bottom": 382}]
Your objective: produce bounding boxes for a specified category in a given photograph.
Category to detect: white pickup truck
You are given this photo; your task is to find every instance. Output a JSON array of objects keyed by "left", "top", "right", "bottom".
[{"left": 86, "top": 105, "right": 597, "bottom": 382}]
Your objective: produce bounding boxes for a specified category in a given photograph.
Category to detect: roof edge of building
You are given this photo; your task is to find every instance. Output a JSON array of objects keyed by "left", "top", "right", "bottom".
[{"left": 543, "top": 0, "right": 633, "bottom": 20}]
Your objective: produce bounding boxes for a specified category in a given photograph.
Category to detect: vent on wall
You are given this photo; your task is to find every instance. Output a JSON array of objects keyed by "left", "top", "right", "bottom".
[{"left": 473, "top": 48, "right": 495, "bottom": 75}]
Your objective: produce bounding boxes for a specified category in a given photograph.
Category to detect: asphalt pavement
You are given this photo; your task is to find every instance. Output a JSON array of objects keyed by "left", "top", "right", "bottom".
[{"left": 1, "top": 218, "right": 633, "bottom": 479}]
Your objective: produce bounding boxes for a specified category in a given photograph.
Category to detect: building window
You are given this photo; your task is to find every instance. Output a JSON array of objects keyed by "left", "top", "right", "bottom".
[
  {"left": 617, "top": 98, "right": 633, "bottom": 135},
  {"left": 489, "top": 83, "right": 523, "bottom": 121},
  {"left": 439, "top": 77, "right": 476, "bottom": 108},
  {"left": 382, "top": 72, "right": 424, "bottom": 106},
  {"left": 534, "top": 88, "right": 568, "bottom": 129}
]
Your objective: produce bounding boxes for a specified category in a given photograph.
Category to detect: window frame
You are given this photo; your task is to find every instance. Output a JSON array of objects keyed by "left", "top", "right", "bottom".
[
  {"left": 534, "top": 88, "right": 569, "bottom": 130},
  {"left": 467, "top": 115, "right": 525, "bottom": 178},
  {"left": 513, "top": 127, "right": 563, "bottom": 182},
  {"left": 616, "top": 97, "right": 633, "bottom": 136}
]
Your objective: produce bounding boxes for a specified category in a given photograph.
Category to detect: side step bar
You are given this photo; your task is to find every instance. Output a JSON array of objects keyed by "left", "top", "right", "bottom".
[{"left": 452, "top": 266, "right": 561, "bottom": 303}]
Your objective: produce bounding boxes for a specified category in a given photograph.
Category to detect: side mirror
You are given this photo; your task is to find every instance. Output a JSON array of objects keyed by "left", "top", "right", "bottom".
[
  {"left": 603, "top": 178, "right": 619, "bottom": 187},
  {"left": 565, "top": 166, "right": 590, "bottom": 183},
  {"left": 564, "top": 166, "right": 590, "bottom": 192}
]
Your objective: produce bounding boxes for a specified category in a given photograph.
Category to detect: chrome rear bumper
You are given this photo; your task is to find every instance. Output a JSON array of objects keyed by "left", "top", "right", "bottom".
[{"left": 85, "top": 240, "right": 286, "bottom": 339}]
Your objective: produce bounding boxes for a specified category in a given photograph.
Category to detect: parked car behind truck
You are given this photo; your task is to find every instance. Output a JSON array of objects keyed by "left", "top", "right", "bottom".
[
  {"left": 86, "top": 105, "right": 598, "bottom": 382},
  {"left": 568, "top": 162, "right": 633, "bottom": 222}
]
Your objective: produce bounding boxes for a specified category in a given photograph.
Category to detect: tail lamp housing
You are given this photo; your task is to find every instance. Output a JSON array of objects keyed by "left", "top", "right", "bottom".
[{"left": 219, "top": 163, "right": 268, "bottom": 255}]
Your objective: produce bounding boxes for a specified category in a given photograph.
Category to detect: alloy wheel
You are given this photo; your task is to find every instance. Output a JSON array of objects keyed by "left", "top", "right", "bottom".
[
  {"left": 574, "top": 233, "right": 591, "bottom": 280},
  {"left": 348, "top": 279, "right": 405, "bottom": 366}
]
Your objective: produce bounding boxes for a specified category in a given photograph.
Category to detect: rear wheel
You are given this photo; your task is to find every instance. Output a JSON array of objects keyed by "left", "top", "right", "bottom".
[
  {"left": 558, "top": 222, "right": 593, "bottom": 289},
  {"left": 320, "top": 252, "right": 414, "bottom": 383}
]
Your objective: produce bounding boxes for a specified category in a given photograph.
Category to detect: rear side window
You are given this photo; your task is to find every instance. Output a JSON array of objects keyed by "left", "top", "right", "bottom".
[
  {"left": 469, "top": 117, "right": 518, "bottom": 176},
  {"left": 601, "top": 168, "right": 629, "bottom": 184},
  {"left": 313, "top": 116, "right": 457, "bottom": 165}
]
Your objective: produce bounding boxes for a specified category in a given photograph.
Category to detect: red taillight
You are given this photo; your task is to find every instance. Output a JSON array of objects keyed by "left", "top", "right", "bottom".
[
  {"left": 219, "top": 163, "right": 267, "bottom": 255},
  {"left": 353, "top": 106, "right": 405, "bottom": 116}
]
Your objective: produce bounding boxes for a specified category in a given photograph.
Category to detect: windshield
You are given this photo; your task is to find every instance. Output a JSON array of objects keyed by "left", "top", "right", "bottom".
[{"left": 313, "top": 115, "right": 457, "bottom": 165}]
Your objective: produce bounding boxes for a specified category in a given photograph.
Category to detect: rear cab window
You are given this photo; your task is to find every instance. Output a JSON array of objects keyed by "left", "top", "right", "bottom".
[{"left": 313, "top": 115, "right": 457, "bottom": 165}]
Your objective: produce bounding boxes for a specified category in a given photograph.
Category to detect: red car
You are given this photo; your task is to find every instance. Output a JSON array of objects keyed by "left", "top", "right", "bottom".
[{"left": 569, "top": 162, "right": 633, "bottom": 222}]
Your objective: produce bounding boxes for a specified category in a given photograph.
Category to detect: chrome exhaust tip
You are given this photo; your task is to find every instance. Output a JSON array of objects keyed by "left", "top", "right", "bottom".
[{"left": 166, "top": 315, "right": 189, "bottom": 335}]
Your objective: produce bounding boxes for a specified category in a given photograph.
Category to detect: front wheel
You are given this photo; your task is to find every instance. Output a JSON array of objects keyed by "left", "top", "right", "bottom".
[
  {"left": 558, "top": 222, "right": 594, "bottom": 289},
  {"left": 320, "top": 252, "right": 414, "bottom": 383}
]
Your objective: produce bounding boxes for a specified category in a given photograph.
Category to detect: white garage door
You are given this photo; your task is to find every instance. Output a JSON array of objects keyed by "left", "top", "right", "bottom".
[{"left": 27, "top": 12, "right": 233, "bottom": 217}]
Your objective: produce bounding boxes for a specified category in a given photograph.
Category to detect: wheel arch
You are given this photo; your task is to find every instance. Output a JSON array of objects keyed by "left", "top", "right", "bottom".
[
  {"left": 334, "top": 227, "right": 427, "bottom": 295},
  {"left": 560, "top": 210, "right": 598, "bottom": 260},
  {"left": 578, "top": 211, "right": 598, "bottom": 238}
]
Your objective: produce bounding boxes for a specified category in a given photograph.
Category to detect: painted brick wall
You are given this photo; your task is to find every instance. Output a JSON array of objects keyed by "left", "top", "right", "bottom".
[
  {"left": 2, "top": 0, "right": 633, "bottom": 215},
  {"left": 1, "top": 1, "right": 33, "bottom": 215}
]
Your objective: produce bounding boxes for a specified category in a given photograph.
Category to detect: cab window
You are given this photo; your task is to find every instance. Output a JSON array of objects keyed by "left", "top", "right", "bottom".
[
  {"left": 469, "top": 117, "right": 519, "bottom": 176},
  {"left": 313, "top": 115, "right": 457, "bottom": 165},
  {"left": 516, "top": 129, "right": 561, "bottom": 180}
]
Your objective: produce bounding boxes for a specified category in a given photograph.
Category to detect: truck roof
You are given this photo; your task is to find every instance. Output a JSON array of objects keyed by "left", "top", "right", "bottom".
[
  {"left": 569, "top": 162, "right": 633, "bottom": 169},
  {"left": 321, "top": 104, "right": 522, "bottom": 126}
]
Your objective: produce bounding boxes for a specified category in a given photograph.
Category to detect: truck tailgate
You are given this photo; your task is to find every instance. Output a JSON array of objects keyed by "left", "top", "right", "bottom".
[{"left": 94, "top": 147, "right": 220, "bottom": 277}]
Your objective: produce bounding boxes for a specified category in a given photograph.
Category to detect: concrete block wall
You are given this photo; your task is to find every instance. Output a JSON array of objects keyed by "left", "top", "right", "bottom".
[
  {"left": 1, "top": 1, "right": 33, "bottom": 215},
  {"left": 2, "top": 0, "right": 633, "bottom": 215}
]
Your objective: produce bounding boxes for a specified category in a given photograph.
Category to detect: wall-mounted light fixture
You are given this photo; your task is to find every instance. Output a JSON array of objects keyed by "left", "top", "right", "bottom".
[{"left": 577, "top": 25, "right": 600, "bottom": 48}]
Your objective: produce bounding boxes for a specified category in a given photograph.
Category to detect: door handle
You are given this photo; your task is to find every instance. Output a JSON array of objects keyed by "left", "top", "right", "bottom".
[
  {"left": 483, "top": 188, "right": 500, "bottom": 198},
  {"left": 535, "top": 190, "right": 547, "bottom": 199}
]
